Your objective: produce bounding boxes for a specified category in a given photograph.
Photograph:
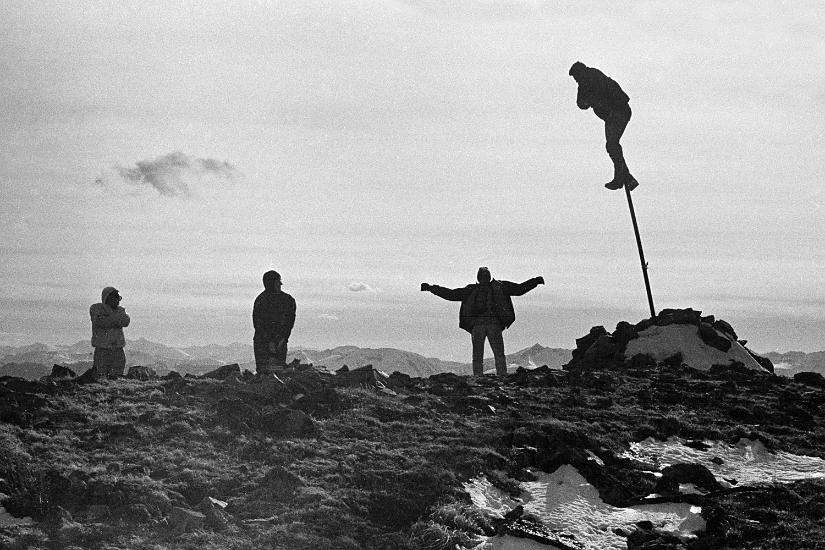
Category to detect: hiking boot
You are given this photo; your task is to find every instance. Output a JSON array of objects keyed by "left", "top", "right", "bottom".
[{"left": 604, "top": 179, "right": 624, "bottom": 190}]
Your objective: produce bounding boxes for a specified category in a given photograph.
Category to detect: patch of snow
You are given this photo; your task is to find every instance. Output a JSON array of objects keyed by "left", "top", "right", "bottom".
[
  {"left": 623, "top": 324, "right": 765, "bottom": 371},
  {"left": 623, "top": 437, "right": 825, "bottom": 486},
  {"left": 466, "top": 477, "right": 520, "bottom": 519},
  {"left": 467, "top": 465, "right": 705, "bottom": 550},
  {"left": 473, "top": 535, "right": 563, "bottom": 549}
]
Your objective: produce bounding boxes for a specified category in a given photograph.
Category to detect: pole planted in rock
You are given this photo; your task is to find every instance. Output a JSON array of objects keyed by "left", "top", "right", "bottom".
[{"left": 623, "top": 183, "right": 656, "bottom": 318}]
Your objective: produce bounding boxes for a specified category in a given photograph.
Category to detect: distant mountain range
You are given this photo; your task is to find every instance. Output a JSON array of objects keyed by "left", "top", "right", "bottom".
[
  {"left": 0, "top": 340, "right": 572, "bottom": 380},
  {"left": 764, "top": 351, "right": 825, "bottom": 377}
]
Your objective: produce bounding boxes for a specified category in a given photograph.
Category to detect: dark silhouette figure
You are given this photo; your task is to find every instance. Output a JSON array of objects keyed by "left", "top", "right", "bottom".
[
  {"left": 421, "top": 267, "right": 544, "bottom": 377},
  {"left": 569, "top": 61, "right": 638, "bottom": 191},
  {"left": 90, "top": 286, "right": 130, "bottom": 379},
  {"left": 253, "top": 270, "right": 296, "bottom": 372}
]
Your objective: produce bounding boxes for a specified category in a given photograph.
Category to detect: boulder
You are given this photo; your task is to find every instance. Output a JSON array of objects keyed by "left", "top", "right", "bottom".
[
  {"left": 200, "top": 496, "right": 231, "bottom": 531},
  {"left": 713, "top": 319, "right": 737, "bottom": 340},
  {"left": 656, "top": 308, "right": 701, "bottom": 326},
  {"left": 793, "top": 372, "right": 825, "bottom": 388},
  {"left": 76, "top": 367, "right": 100, "bottom": 385},
  {"left": 50, "top": 364, "right": 76, "bottom": 378},
  {"left": 202, "top": 363, "right": 241, "bottom": 380},
  {"left": 612, "top": 321, "right": 639, "bottom": 348},
  {"left": 387, "top": 371, "right": 413, "bottom": 389},
  {"left": 168, "top": 507, "right": 205, "bottom": 534},
  {"left": 127, "top": 365, "right": 157, "bottom": 381},
  {"left": 745, "top": 348, "right": 774, "bottom": 374},
  {"left": 164, "top": 371, "right": 182, "bottom": 380},
  {"left": 575, "top": 326, "right": 608, "bottom": 353},
  {"left": 260, "top": 408, "right": 317, "bottom": 437},
  {"left": 334, "top": 365, "right": 390, "bottom": 389},
  {"left": 240, "top": 373, "right": 289, "bottom": 400},
  {"left": 582, "top": 334, "right": 617, "bottom": 360},
  {"left": 655, "top": 463, "right": 722, "bottom": 495}
]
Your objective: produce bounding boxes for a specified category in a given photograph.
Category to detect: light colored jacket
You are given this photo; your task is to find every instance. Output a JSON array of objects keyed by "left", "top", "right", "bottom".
[{"left": 90, "top": 287, "right": 130, "bottom": 349}]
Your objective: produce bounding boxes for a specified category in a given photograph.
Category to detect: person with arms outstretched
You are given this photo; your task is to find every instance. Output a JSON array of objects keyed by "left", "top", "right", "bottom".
[
  {"left": 569, "top": 61, "right": 638, "bottom": 191},
  {"left": 421, "top": 267, "right": 544, "bottom": 377}
]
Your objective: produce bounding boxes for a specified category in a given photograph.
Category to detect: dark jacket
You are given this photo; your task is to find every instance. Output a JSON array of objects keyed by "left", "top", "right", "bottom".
[
  {"left": 253, "top": 290, "right": 296, "bottom": 343},
  {"left": 428, "top": 278, "right": 542, "bottom": 333},
  {"left": 575, "top": 66, "right": 629, "bottom": 120}
]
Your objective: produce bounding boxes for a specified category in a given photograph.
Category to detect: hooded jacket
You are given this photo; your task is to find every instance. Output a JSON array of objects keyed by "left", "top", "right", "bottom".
[
  {"left": 90, "top": 287, "right": 130, "bottom": 348},
  {"left": 428, "top": 278, "right": 542, "bottom": 333}
]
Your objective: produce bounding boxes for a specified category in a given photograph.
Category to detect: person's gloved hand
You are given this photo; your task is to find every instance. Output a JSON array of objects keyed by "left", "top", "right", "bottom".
[
  {"left": 420, "top": 283, "right": 431, "bottom": 291},
  {"left": 536, "top": 276, "right": 545, "bottom": 285}
]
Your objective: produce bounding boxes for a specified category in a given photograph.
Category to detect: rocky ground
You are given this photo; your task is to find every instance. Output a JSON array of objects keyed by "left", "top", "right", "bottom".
[{"left": 2, "top": 328, "right": 825, "bottom": 549}]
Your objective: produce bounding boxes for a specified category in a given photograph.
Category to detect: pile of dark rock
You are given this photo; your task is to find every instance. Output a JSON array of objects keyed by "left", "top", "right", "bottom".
[{"left": 566, "top": 308, "right": 774, "bottom": 373}]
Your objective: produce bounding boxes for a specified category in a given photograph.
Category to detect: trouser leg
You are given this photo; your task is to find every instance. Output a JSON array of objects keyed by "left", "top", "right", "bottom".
[
  {"left": 93, "top": 347, "right": 125, "bottom": 379},
  {"left": 254, "top": 340, "right": 273, "bottom": 372},
  {"left": 486, "top": 325, "right": 507, "bottom": 377},
  {"left": 110, "top": 348, "right": 125, "bottom": 378},
  {"left": 471, "top": 326, "right": 486, "bottom": 377},
  {"left": 274, "top": 338, "right": 288, "bottom": 365},
  {"left": 605, "top": 107, "right": 631, "bottom": 181}
]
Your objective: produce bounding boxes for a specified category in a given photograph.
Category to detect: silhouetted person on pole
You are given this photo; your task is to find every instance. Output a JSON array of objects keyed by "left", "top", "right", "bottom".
[
  {"left": 90, "top": 287, "right": 130, "bottom": 379},
  {"left": 569, "top": 61, "right": 638, "bottom": 191},
  {"left": 253, "top": 270, "right": 296, "bottom": 373},
  {"left": 421, "top": 267, "right": 544, "bottom": 377}
]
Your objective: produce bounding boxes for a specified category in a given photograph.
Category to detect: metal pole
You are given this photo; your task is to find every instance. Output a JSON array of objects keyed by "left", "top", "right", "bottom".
[{"left": 623, "top": 184, "right": 656, "bottom": 318}]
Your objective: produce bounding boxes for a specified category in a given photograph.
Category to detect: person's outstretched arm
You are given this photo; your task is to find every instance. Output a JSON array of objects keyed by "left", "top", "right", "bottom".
[
  {"left": 501, "top": 276, "right": 544, "bottom": 297},
  {"left": 420, "top": 283, "right": 468, "bottom": 301}
]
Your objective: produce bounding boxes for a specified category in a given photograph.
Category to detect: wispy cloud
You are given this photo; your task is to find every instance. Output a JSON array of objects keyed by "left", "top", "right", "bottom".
[
  {"left": 398, "top": 0, "right": 547, "bottom": 19},
  {"left": 347, "top": 282, "right": 373, "bottom": 292},
  {"left": 95, "top": 152, "right": 240, "bottom": 198},
  {"left": 319, "top": 313, "right": 340, "bottom": 321}
]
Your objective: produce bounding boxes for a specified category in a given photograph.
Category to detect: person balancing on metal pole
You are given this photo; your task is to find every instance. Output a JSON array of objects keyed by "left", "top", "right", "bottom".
[
  {"left": 569, "top": 61, "right": 655, "bottom": 317},
  {"left": 569, "top": 61, "right": 638, "bottom": 191}
]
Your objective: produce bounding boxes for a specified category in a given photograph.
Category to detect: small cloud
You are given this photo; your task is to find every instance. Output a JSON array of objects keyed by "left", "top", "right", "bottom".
[
  {"left": 347, "top": 282, "right": 373, "bottom": 292},
  {"left": 319, "top": 313, "right": 339, "bottom": 321},
  {"left": 95, "top": 151, "right": 241, "bottom": 198},
  {"left": 398, "top": 0, "right": 546, "bottom": 19}
]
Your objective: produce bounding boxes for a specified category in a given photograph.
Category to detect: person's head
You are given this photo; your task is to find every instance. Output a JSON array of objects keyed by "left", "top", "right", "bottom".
[
  {"left": 476, "top": 267, "right": 492, "bottom": 283},
  {"left": 102, "top": 287, "right": 121, "bottom": 308},
  {"left": 569, "top": 61, "right": 586, "bottom": 80},
  {"left": 263, "top": 270, "right": 283, "bottom": 291}
]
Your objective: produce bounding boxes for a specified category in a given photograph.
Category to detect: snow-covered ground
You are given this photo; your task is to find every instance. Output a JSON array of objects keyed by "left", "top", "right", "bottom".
[
  {"left": 467, "top": 438, "right": 825, "bottom": 549},
  {"left": 624, "top": 324, "right": 765, "bottom": 371},
  {"left": 468, "top": 466, "right": 705, "bottom": 550},
  {"left": 623, "top": 437, "right": 825, "bottom": 487}
]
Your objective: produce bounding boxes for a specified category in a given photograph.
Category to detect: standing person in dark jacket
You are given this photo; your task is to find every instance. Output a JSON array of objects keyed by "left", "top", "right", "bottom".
[
  {"left": 90, "top": 286, "right": 130, "bottom": 379},
  {"left": 421, "top": 267, "right": 544, "bottom": 377},
  {"left": 253, "top": 270, "right": 296, "bottom": 372},
  {"left": 569, "top": 61, "right": 638, "bottom": 191}
]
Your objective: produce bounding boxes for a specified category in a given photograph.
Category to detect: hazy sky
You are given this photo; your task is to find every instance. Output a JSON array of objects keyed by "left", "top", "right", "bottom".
[{"left": 2, "top": 1, "right": 824, "bottom": 360}]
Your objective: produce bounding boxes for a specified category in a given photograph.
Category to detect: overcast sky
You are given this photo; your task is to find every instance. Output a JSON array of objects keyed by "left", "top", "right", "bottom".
[{"left": 1, "top": 1, "right": 824, "bottom": 360}]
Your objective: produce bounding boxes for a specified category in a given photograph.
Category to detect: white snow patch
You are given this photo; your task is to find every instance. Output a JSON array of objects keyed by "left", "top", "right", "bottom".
[
  {"left": 466, "top": 477, "right": 520, "bottom": 519},
  {"left": 474, "top": 536, "right": 563, "bottom": 549},
  {"left": 623, "top": 437, "right": 825, "bottom": 486},
  {"left": 623, "top": 324, "right": 765, "bottom": 371},
  {"left": 467, "top": 465, "right": 705, "bottom": 550}
]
